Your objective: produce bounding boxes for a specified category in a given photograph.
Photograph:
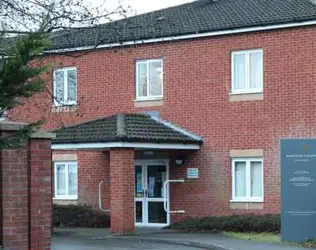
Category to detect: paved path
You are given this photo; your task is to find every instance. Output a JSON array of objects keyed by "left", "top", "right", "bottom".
[
  {"left": 53, "top": 228, "right": 310, "bottom": 250},
  {"left": 136, "top": 231, "right": 309, "bottom": 250},
  {"left": 52, "top": 235, "right": 198, "bottom": 250}
]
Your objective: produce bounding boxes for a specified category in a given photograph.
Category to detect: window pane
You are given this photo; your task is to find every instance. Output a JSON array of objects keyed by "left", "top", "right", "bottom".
[
  {"left": 56, "top": 164, "right": 66, "bottom": 195},
  {"left": 135, "top": 201, "right": 143, "bottom": 223},
  {"left": 148, "top": 202, "right": 167, "bottom": 224},
  {"left": 149, "top": 61, "right": 163, "bottom": 96},
  {"left": 137, "top": 63, "right": 148, "bottom": 97},
  {"left": 135, "top": 166, "right": 143, "bottom": 197},
  {"left": 251, "top": 161, "right": 263, "bottom": 198},
  {"left": 67, "top": 70, "right": 77, "bottom": 102},
  {"left": 55, "top": 71, "right": 64, "bottom": 102},
  {"left": 68, "top": 164, "right": 78, "bottom": 196},
  {"left": 233, "top": 53, "right": 246, "bottom": 90},
  {"left": 249, "top": 52, "right": 263, "bottom": 89},
  {"left": 235, "top": 162, "right": 246, "bottom": 198}
]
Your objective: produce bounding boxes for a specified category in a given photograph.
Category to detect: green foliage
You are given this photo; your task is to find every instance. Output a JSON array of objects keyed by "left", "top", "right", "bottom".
[
  {"left": 0, "top": 33, "right": 49, "bottom": 110},
  {"left": 169, "top": 214, "right": 280, "bottom": 234},
  {"left": 303, "top": 238, "right": 316, "bottom": 248},
  {"left": 0, "top": 121, "right": 43, "bottom": 149},
  {"left": 0, "top": 33, "right": 50, "bottom": 149},
  {"left": 53, "top": 204, "right": 110, "bottom": 228}
]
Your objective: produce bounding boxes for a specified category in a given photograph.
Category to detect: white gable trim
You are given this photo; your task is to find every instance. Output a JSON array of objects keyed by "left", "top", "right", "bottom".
[
  {"left": 47, "top": 20, "right": 316, "bottom": 54},
  {"left": 51, "top": 142, "right": 200, "bottom": 150},
  {"left": 150, "top": 116, "right": 203, "bottom": 142}
]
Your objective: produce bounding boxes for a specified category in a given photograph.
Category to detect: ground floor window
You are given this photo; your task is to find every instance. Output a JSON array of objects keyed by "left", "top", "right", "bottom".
[
  {"left": 232, "top": 158, "right": 263, "bottom": 202},
  {"left": 54, "top": 161, "right": 78, "bottom": 199}
]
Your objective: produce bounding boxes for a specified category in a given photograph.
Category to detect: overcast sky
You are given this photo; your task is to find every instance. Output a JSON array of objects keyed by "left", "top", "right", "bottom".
[
  {"left": 88, "top": 0, "right": 195, "bottom": 16},
  {"left": 126, "top": 0, "right": 195, "bottom": 14}
]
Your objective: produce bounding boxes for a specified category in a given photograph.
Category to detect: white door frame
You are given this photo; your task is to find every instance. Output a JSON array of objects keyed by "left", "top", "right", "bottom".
[{"left": 135, "top": 159, "right": 170, "bottom": 227}]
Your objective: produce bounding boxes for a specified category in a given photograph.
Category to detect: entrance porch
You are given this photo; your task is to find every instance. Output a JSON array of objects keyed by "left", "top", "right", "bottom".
[{"left": 52, "top": 113, "right": 203, "bottom": 234}]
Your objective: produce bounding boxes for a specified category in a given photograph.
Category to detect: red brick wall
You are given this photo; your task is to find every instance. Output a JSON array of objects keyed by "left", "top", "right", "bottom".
[
  {"left": 0, "top": 130, "right": 52, "bottom": 250},
  {"left": 0, "top": 142, "right": 29, "bottom": 250},
  {"left": 109, "top": 149, "right": 135, "bottom": 234},
  {"left": 77, "top": 151, "right": 110, "bottom": 208},
  {"left": 52, "top": 151, "right": 110, "bottom": 209},
  {"left": 28, "top": 139, "right": 52, "bottom": 250},
  {"left": 11, "top": 25, "right": 316, "bottom": 219}
]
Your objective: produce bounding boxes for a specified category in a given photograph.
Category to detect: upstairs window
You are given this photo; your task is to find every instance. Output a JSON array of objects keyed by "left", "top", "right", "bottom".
[
  {"left": 232, "top": 49, "right": 263, "bottom": 94},
  {"left": 54, "top": 67, "right": 77, "bottom": 106},
  {"left": 232, "top": 158, "right": 263, "bottom": 202},
  {"left": 136, "top": 59, "right": 163, "bottom": 100},
  {"left": 54, "top": 162, "right": 78, "bottom": 200}
]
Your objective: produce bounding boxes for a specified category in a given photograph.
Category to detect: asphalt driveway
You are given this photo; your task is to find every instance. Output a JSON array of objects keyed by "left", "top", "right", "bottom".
[
  {"left": 52, "top": 228, "right": 310, "bottom": 250},
  {"left": 52, "top": 235, "right": 199, "bottom": 250}
]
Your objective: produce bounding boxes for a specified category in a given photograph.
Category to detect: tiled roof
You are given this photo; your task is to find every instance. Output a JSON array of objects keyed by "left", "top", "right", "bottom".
[
  {"left": 49, "top": 0, "right": 316, "bottom": 51},
  {"left": 52, "top": 113, "right": 203, "bottom": 144}
]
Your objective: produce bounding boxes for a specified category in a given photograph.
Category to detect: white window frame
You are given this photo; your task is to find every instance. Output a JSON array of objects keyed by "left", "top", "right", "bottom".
[
  {"left": 231, "top": 49, "right": 263, "bottom": 94},
  {"left": 53, "top": 67, "right": 78, "bottom": 106},
  {"left": 231, "top": 157, "right": 264, "bottom": 202},
  {"left": 136, "top": 59, "right": 163, "bottom": 101},
  {"left": 54, "top": 161, "right": 78, "bottom": 200}
]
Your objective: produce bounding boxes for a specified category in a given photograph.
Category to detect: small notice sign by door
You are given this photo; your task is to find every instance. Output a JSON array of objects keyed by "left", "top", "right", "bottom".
[{"left": 187, "top": 168, "right": 199, "bottom": 179}]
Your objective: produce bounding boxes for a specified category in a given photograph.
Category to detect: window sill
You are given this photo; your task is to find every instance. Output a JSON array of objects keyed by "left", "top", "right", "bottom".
[
  {"left": 134, "top": 98, "right": 163, "bottom": 108},
  {"left": 53, "top": 197, "right": 78, "bottom": 201},
  {"left": 52, "top": 105, "right": 77, "bottom": 113},
  {"left": 230, "top": 91, "right": 263, "bottom": 95},
  {"left": 230, "top": 200, "right": 263, "bottom": 203},
  {"left": 134, "top": 97, "right": 163, "bottom": 102},
  {"left": 230, "top": 200, "right": 264, "bottom": 210},
  {"left": 229, "top": 92, "right": 263, "bottom": 102}
]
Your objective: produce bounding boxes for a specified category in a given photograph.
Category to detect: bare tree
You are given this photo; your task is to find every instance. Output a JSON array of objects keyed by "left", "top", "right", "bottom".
[
  {"left": 0, "top": 0, "right": 132, "bottom": 34},
  {"left": 0, "top": 0, "right": 133, "bottom": 148}
]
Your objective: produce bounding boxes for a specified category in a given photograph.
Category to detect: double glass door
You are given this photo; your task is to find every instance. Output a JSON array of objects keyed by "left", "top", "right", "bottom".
[{"left": 135, "top": 161, "right": 169, "bottom": 226}]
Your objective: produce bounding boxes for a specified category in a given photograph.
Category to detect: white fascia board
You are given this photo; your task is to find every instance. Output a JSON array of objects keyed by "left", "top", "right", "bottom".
[
  {"left": 46, "top": 20, "right": 316, "bottom": 54},
  {"left": 51, "top": 142, "right": 200, "bottom": 150}
]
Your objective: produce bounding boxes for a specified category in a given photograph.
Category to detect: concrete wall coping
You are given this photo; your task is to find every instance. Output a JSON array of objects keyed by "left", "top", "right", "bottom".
[
  {"left": 0, "top": 120, "right": 55, "bottom": 139},
  {"left": 0, "top": 120, "right": 28, "bottom": 131},
  {"left": 31, "top": 130, "right": 56, "bottom": 139}
]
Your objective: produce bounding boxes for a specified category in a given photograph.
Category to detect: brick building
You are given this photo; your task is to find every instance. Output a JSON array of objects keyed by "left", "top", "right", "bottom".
[{"left": 9, "top": 0, "right": 316, "bottom": 234}]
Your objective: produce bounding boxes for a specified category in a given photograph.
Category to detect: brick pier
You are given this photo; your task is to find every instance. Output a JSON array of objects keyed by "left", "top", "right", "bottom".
[{"left": 0, "top": 121, "right": 54, "bottom": 250}]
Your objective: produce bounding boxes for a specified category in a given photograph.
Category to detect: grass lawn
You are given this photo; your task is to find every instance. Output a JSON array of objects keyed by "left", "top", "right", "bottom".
[
  {"left": 222, "top": 232, "right": 283, "bottom": 244},
  {"left": 222, "top": 232, "right": 316, "bottom": 248}
]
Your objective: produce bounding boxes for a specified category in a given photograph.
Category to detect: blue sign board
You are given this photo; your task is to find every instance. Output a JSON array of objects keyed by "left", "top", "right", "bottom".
[{"left": 281, "top": 139, "right": 316, "bottom": 242}]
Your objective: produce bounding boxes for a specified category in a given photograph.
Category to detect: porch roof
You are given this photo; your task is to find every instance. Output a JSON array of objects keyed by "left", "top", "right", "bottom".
[{"left": 52, "top": 113, "right": 203, "bottom": 149}]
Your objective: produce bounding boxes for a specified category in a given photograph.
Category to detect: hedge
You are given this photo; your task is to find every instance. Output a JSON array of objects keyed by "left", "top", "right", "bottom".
[
  {"left": 169, "top": 214, "right": 280, "bottom": 234},
  {"left": 53, "top": 204, "right": 110, "bottom": 228}
]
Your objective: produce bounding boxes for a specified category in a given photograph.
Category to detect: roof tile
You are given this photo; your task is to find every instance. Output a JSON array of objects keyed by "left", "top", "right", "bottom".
[
  {"left": 48, "top": 0, "right": 316, "bottom": 51},
  {"left": 53, "top": 113, "right": 203, "bottom": 144}
]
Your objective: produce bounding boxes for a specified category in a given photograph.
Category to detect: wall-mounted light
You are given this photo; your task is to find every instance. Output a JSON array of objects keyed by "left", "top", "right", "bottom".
[
  {"left": 143, "top": 151, "right": 154, "bottom": 156},
  {"left": 175, "top": 156, "right": 186, "bottom": 166}
]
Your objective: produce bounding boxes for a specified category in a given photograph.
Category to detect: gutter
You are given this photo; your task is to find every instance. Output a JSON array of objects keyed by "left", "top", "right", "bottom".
[
  {"left": 51, "top": 142, "right": 201, "bottom": 150},
  {"left": 46, "top": 19, "right": 316, "bottom": 54}
]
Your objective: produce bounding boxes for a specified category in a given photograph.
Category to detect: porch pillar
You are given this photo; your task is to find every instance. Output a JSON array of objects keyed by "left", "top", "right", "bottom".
[{"left": 110, "top": 148, "right": 135, "bottom": 235}]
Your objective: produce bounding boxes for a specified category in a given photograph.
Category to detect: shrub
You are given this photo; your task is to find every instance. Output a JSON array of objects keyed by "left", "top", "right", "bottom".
[
  {"left": 53, "top": 204, "right": 110, "bottom": 228},
  {"left": 169, "top": 214, "right": 280, "bottom": 234},
  {"left": 303, "top": 238, "right": 316, "bottom": 248}
]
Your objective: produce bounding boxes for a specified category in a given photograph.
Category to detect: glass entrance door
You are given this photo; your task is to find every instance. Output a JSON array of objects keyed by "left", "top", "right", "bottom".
[{"left": 135, "top": 161, "right": 169, "bottom": 226}]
